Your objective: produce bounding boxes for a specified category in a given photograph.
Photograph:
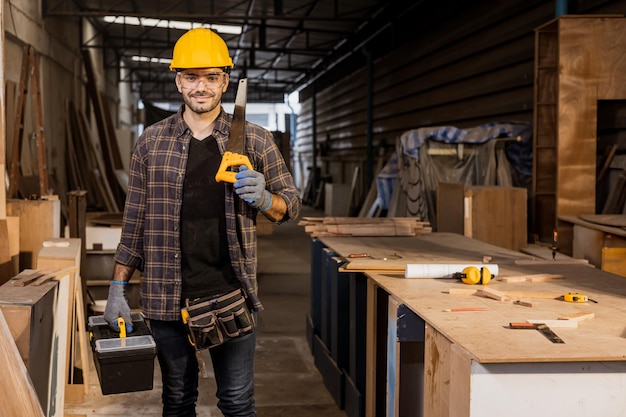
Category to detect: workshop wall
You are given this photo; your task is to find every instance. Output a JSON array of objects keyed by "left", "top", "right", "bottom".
[
  {"left": 293, "top": 0, "right": 626, "bottom": 210},
  {"left": 3, "top": 1, "right": 114, "bottom": 210}
]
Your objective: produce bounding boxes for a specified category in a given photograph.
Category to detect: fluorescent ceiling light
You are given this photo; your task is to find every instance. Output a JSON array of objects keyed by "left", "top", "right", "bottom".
[
  {"left": 131, "top": 56, "right": 171, "bottom": 65},
  {"left": 103, "top": 16, "right": 242, "bottom": 34}
]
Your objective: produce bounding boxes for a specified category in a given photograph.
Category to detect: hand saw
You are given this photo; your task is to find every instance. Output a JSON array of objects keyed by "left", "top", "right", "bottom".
[{"left": 215, "top": 78, "right": 253, "bottom": 183}]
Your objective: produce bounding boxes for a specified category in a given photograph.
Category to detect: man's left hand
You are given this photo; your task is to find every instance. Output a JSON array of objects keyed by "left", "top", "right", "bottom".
[{"left": 234, "top": 165, "right": 270, "bottom": 209}]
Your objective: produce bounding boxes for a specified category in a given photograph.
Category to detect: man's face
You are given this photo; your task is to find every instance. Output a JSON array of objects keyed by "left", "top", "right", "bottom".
[{"left": 176, "top": 68, "right": 229, "bottom": 114}]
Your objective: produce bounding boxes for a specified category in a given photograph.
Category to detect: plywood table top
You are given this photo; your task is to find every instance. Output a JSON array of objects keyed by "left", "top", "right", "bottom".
[{"left": 318, "top": 233, "right": 626, "bottom": 363}]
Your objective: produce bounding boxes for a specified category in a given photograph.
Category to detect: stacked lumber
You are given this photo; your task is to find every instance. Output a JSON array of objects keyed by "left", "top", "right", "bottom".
[{"left": 298, "top": 216, "right": 432, "bottom": 237}]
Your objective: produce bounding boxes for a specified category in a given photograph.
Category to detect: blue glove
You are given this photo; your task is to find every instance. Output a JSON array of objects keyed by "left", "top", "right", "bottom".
[
  {"left": 234, "top": 165, "right": 271, "bottom": 210},
  {"left": 103, "top": 281, "right": 134, "bottom": 333}
]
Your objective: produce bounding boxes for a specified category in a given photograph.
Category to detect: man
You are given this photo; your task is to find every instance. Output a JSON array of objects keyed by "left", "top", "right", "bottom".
[{"left": 103, "top": 27, "right": 301, "bottom": 417}]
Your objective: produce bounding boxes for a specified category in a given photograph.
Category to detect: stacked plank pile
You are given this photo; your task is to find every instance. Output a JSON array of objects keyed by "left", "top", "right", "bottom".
[{"left": 299, "top": 216, "right": 431, "bottom": 237}]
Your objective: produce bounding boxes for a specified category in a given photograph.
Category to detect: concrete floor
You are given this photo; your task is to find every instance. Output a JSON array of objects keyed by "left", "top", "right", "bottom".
[{"left": 65, "top": 206, "right": 347, "bottom": 417}]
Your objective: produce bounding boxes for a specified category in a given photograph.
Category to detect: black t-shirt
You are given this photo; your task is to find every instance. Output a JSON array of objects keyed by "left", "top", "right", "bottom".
[{"left": 180, "top": 135, "right": 240, "bottom": 299}]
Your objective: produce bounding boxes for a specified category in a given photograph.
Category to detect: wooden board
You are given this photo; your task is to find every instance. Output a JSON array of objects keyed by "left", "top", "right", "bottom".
[
  {"left": 0, "top": 309, "right": 45, "bottom": 417},
  {"left": 37, "top": 238, "right": 82, "bottom": 405},
  {"left": 602, "top": 247, "right": 626, "bottom": 278},
  {"left": 437, "top": 184, "right": 527, "bottom": 251},
  {"left": 46, "top": 272, "right": 71, "bottom": 417},
  {"left": 3, "top": 216, "right": 20, "bottom": 281},
  {"left": 6, "top": 199, "right": 61, "bottom": 270},
  {"left": 320, "top": 233, "right": 533, "bottom": 271},
  {"left": 579, "top": 214, "right": 626, "bottom": 228},
  {"left": 520, "top": 244, "right": 587, "bottom": 262}
]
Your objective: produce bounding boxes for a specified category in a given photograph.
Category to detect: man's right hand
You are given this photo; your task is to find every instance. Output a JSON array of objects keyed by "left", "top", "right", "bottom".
[{"left": 103, "top": 281, "right": 134, "bottom": 333}]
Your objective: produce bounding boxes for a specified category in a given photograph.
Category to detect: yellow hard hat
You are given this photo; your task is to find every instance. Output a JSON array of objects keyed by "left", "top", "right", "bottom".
[{"left": 169, "top": 28, "right": 234, "bottom": 71}]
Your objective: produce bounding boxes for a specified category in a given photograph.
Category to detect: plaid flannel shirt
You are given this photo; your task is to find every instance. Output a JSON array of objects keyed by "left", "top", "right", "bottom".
[{"left": 114, "top": 105, "right": 301, "bottom": 321}]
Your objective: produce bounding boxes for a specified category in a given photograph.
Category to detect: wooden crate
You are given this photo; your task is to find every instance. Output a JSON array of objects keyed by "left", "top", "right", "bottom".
[
  {"left": 437, "top": 183, "right": 527, "bottom": 251},
  {"left": 0, "top": 280, "right": 57, "bottom": 411}
]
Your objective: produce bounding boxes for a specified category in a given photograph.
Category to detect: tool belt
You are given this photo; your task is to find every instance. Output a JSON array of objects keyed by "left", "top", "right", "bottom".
[{"left": 182, "top": 288, "right": 255, "bottom": 350}]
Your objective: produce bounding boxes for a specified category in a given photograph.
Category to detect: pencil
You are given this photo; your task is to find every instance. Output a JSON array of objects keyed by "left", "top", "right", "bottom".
[{"left": 442, "top": 307, "right": 487, "bottom": 312}]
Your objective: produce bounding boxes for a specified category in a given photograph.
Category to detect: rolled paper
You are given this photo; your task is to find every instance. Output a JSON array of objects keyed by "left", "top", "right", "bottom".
[{"left": 404, "top": 263, "right": 499, "bottom": 278}]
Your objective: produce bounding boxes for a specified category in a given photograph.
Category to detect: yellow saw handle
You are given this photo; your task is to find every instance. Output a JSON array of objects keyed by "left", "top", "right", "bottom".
[{"left": 215, "top": 151, "right": 253, "bottom": 183}]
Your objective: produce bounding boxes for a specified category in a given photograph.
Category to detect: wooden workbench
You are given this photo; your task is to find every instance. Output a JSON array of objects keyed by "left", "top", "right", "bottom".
[{"left": 315, "top": 233, "right": 626, "bottom": 417}]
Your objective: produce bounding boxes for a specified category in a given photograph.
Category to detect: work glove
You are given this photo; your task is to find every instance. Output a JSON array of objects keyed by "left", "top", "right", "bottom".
[
  {"left": 234, "top": 165, "right": 271, "bottom": 210},
  {"left": 103, "top": 282, "right": 134, "bottom": 333}
]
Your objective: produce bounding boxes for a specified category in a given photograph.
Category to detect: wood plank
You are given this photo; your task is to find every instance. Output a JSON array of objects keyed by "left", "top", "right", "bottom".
[
  {"left": 424, "top": 326, "right": 452, "bottom": 417},
  {"left": 558, "top": 311, "right": 594, "bottom": 321},
  {"left": 601, "top": 247, "right": 626, "bottom": 278},
  {"left": 37, "top": 238, "right": 81, "bottom": 405},
  {"left": 45, "top": 272, "right": 71, "bottom": 417},
  {"left": 74, "top": 277, "right": 90, "bottom": 394},
  {"left": 514, "top": 259, "right": 590, "bottom": 266},
  {"left": 81, "top": 50, "right": 124, "bottom": 210},
  {"left": 0, "top": 0, "right": 5, "bottom": 219},
  {"left": 6, "top": 199, "right": 61, "bottom": 270},
  {"left": 0, "top": 216, "right": 20, "bottom": 284},
  {"left": 0, "top": 219, "right": 10, "bottom": 268},
  {"left": 579, "top": 214, "right": 626, "bottom": 227},
  {"left": 496, "top": 273, "right": 564, "bottom": 283},
  {"left": 365, "top": 279, "right": 377, "bottom": 417},
  {"left": 0, "top": 309, "right": 45, "bottom": 417},
  {"left": 8, "top": 45, "right": 30, "bottom": 199},
  {"left": 11, "top": 268, "right": 53, "bottom": 286},
  {"left": 29, "top": 49, "right": 49, "bottom": 196}
]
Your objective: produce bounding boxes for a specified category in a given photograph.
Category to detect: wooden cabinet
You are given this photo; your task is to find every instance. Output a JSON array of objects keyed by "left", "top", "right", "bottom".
[
  {"left": 0, "top": 280, "right": 57, "bottom": 411},
  {"left": 437, "top": 183, "right": 527, "bottom": 251},
  {"left": 532, "top": 15, "right": 626, "bottom": 249}
]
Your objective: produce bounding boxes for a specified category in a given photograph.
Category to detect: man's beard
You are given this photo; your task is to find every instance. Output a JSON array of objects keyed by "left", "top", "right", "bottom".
[{"left": 185, "top": 92, "right": 219, "bottom": 114}]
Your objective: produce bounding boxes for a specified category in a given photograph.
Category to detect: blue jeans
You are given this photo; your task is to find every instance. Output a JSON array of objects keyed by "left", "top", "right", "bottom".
[{"left": 150, "top": 319, "right": 256, "bottom": 417}]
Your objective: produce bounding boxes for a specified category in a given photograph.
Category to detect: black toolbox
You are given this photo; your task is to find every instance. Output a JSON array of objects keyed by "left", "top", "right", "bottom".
[{"left": 88, "top": 313, "right": 157, "bottom": 395}]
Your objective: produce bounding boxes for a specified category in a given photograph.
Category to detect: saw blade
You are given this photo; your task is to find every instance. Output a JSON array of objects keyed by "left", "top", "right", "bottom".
[{"left": 225, "top": 78, "right": 247, "bottom": 154}]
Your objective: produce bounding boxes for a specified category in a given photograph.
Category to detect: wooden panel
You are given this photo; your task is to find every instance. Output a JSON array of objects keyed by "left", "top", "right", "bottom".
[
  {"left": 602, "top": 247, "right": 626, "bottom": 277},
  {"left": 6, "top": 199, "right": 61, "bottom": 270},
  {"left": 424, "top": 326, "right": 452, "bottom": 417},
  {"left": 36, "top": 237, "right": 81, "bottom": 408},
  {"left": 572, "top": 224, "right": 605, "bottom": 267},
  {"left": 437, "top": 184, "right": 527, "bottom": 251},
  {"left": 0, "top": 0, "right": 5, "bottom": 220},
  {"left": 0, "top": 216, "right": 20, "bottom": 284},
  {"left": 437, "top": 183, "right": 465, "bottom": 234},
  {"left": 465, "top": 186, "right": 528, "bottom": 251},
  {"left": 0, "top": 280, "right": 57, "bottom": 412},
  {"left": 0, "top": 309, "right": 46, "bottom": 417},
  {"left": 449, "top": 345, "right": 472, "bottom": 417},
  {"left": 556, "top": 17, "right": 626, "bottom": 240}
]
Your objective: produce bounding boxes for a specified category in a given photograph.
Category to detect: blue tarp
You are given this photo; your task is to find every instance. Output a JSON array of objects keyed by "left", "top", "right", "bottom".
[{"left": 376, "top": 121, "right": 532, "bottom": 211}]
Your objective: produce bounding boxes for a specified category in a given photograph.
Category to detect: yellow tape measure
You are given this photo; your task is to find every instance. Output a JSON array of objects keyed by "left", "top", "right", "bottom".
[{"left": 563, "top": 292, "right": 597, "bottom": 303}]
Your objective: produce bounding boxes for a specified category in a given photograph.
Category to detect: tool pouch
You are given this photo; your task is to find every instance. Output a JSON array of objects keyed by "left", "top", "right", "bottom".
[{"left": 182, "top": 288, "right": 255, "bottom": 350}]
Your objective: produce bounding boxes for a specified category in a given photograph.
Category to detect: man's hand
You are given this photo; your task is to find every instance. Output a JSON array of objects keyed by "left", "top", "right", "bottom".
[
  {"left": 103, "top": 281, "right": 134, "bottom": 333},
  {"left": 234, "top": 165, "right": 271, "bottom": 210}
]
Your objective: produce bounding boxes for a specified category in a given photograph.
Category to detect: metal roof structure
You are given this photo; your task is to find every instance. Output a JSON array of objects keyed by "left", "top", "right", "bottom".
[{"left": 42, "top": 0, "right": 423, "bottom": 103}]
